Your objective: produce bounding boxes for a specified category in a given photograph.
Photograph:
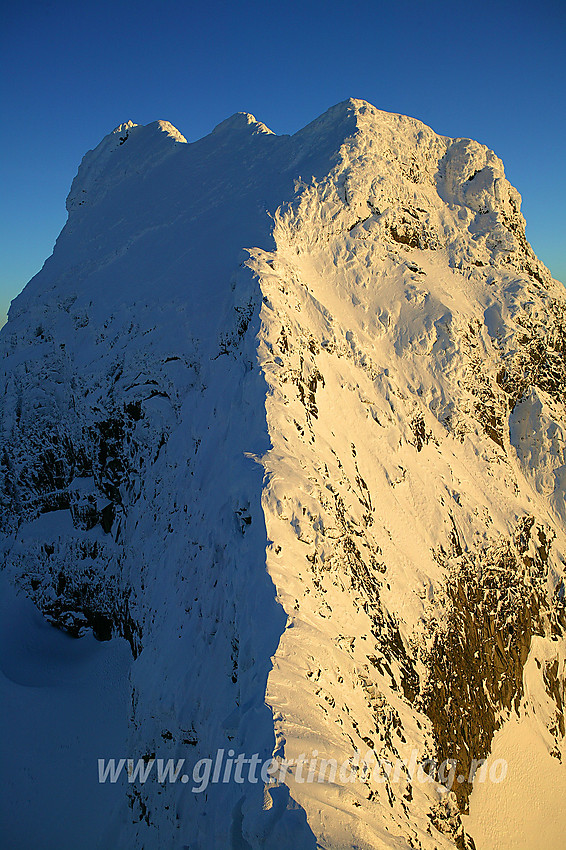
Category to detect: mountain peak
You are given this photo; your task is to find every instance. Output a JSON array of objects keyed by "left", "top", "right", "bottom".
[
  {"left": 66, "top": 119, "right": 186, "bottom": 214},
  {"left": 112, "top": 119, "right": 137, "bottom": 135},
  {"left": 2, "top": 99, "right": 565, "bottom": 850},
  {"left": 211, "top": 111, "right": 274, "bottom": 136}
]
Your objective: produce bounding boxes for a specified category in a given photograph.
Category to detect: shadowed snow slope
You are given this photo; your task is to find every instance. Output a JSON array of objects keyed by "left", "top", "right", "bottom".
[{"left": 1, "top": 99, "right": 565, "bottom": 850}]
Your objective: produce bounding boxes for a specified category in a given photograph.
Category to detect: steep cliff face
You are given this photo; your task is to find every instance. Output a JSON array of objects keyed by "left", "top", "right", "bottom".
[{"left": 1, "top": 100, "right": 564, "bottom": 850}]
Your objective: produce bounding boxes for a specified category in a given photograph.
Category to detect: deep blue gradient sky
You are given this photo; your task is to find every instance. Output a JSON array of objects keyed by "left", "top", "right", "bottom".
[{"left": 1, "top": 0, "right": 564, "bottom": 322}]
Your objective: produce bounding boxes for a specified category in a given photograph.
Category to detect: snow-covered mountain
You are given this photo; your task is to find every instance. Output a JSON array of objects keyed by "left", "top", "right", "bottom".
[{"left": 1, "top": 99, "right": 565, "bottom": 850}]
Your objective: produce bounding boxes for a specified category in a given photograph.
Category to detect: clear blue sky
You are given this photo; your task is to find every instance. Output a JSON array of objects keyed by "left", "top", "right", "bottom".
[{"left": 1, "top": 0, "right": 564, "bottom": 323}]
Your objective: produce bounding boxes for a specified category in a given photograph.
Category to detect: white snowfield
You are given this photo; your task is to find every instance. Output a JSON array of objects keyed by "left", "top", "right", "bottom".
[{"left": 0, "top": 99, "right": 565, "bottom": 850}]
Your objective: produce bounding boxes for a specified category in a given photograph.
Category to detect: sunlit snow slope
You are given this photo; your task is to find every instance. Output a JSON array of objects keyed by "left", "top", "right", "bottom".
[{"left": 1, "top": 100, "right": 565, "bottom": 850}]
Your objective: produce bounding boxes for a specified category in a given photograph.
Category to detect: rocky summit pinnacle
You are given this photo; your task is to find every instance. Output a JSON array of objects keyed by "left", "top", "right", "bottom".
[{"left": 1, "top": 100, "right": 565, "bottom": 850}]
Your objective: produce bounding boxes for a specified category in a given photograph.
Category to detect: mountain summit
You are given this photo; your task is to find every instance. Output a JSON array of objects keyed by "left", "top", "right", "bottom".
[{"left": 1, "top": 100, "right": 565, "bottom": 850}]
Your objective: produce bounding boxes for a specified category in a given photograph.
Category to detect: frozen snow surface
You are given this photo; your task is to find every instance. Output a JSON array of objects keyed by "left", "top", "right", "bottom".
[
  {"left": 462, "top": 635, "right": 566, "bottom": 849},
  {"left": 1, "top": 99, "right": 565, "bottom": 849}
]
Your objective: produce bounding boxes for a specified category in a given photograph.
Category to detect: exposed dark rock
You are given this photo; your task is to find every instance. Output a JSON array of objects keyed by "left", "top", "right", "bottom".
[{"left": 418, "top": 522, "right": 559, "bottom": 811}]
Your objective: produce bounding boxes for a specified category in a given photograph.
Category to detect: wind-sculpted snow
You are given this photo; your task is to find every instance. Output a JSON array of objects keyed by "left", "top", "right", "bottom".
[{"left": 1, "top": 99, "right": 565, "bottom": 849}]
